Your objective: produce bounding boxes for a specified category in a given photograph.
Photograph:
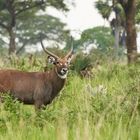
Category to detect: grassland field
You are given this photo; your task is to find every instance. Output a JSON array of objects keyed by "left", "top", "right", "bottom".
[{"left": 0, "top": 56, "right": 140, "bottom": 140}]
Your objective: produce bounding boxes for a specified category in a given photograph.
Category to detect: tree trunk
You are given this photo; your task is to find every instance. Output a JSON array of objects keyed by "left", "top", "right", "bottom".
[
  {"left": 121, "top": 30, "right": 126, "bottom": 48},
  {"left": 114, "top": 26, "right": 120, "bottom": 48},
  {"left": 8, "top": 27, "right": 16, "bottom": 55},
  {"left": 125, "top": 0, "right": 137, "bottom": 64},
  {"left": 114, "top": 8, "right": 121, "bottom": 49}
]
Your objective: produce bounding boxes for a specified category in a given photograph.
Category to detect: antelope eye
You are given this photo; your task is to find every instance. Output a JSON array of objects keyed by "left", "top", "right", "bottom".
[{"left": 56, "top": 62, "right": 63, "bottom": 66}]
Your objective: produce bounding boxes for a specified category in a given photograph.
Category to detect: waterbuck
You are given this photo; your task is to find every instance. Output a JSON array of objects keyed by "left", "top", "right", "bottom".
[{"left": 0, "top": 40, "right": 74, "bottom": 110}]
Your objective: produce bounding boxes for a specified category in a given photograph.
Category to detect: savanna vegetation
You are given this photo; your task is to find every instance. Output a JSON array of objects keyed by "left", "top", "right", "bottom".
[
  {"left": 0, "top": 0, "right": 140, "bottom": 140},
  {"left": 0, "top": 55, "right": 140, "bottom": 140}
]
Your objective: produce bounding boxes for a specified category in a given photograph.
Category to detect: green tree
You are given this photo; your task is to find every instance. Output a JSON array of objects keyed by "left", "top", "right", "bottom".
[
  {"left": 95, "top": 0, "right": 125, "bottom": 49},
  {"left": 16, "top": 12, "right": 70, "bottom": 54},
  {"left": 119, "top": 0, "right": 137, "bottom": 63},
  {"left": 0, "top": 0, "right": 68, "bottom": 55},
  {"left": 75, "top": 26, "right": 114, "bottom": 52},
  {"left": 95, "top": 0, "right": 137, "bottom": 64},
  {"left": 136, "top": 0, "right": 140, "bottom": 23}
]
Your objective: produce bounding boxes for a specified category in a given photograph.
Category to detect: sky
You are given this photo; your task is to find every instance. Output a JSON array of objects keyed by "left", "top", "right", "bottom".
[
  {"left": 47, "top": 0, "right": 108, "bottom": 38},
  {"left": 26, "top": 0, "right": 107, "bottom": 52},
  {"left": 46, "top": 0, "right": 140, "bottom": 52}
]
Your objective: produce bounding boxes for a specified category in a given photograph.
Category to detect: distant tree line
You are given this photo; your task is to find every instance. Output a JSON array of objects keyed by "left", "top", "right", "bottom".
[{"left": 0, "top": 0, "right": 70, "bottom": 55}]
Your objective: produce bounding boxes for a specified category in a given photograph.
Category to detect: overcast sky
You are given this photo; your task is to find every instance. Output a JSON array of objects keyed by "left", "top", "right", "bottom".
[
  {"left": 46, "top": 0, "right": 140, "bottom": 51},
  {"left": 47, "top": 0, "right": 109, "bottom": 38},
  {"left": 28, "top": 0, "right": 140, "bottom": 52}
]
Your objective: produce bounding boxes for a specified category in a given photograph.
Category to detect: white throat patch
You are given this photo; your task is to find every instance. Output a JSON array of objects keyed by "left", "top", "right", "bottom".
[
  {"left": 55, "top": 68, "right": 68, "bottom": 79},
  {"left": 57, "top": 73, "right": 67, "bottom": 79}
]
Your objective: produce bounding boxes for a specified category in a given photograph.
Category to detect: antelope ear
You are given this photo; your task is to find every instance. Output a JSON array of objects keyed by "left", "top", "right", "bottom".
[{"left": 48, "top": 56, "right": 57, "bottom": 64}]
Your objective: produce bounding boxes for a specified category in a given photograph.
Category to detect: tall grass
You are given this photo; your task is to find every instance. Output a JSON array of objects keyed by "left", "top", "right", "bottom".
[{"left": 0, "top": 57, "right": 140, "bottom": 140}]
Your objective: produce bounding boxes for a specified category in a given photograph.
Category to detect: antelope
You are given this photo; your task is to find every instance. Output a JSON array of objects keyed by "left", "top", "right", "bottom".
[{"left": 0, "top": 40, "right": 74, "bottom": 110}]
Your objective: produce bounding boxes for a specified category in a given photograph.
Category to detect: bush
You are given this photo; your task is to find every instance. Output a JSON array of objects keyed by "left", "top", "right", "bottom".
[{"left": 0, "top": 56, "right": 140, "bottom": 140}]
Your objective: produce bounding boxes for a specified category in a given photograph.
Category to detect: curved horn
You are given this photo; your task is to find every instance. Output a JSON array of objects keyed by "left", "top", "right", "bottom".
[
  {"left": 65, "top": 36, "right": 74, "bottom": 59},
  {"left": 40, "top": 38, "right": 59, "bottom": 59}
]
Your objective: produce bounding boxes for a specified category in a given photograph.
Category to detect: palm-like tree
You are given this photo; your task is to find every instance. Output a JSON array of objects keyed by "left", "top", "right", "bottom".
[
  {"left": 119, "top": 0, "right": 137, "bottom": 63},
  {"left": 95, "top": 0, "right": 125, "bottom": 49},
  {"left": 95, "top": 0, "right": 137, "bottom": 64}
]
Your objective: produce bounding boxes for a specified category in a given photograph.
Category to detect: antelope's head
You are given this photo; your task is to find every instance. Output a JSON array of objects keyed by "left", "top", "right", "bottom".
[{"left": 41, "top": 40, "right": 74, "bottom": 79}]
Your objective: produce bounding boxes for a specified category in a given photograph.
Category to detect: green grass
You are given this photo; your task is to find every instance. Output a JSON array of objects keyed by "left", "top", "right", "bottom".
[{"left": 0, "top": 58, "right": 140, "bottom": 140}]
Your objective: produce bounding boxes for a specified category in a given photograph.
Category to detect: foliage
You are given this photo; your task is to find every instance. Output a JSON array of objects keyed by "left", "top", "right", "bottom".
[
  {"left": 136, "top": 0, "right": 140, "bottom": 23},
  {"left": 71, "top": 52, "right": 93, "bottom": 73},
  {"left": 0, "top": 43, "right": 8, "bottom": 56},
  {"left": 95, "top": 0, "right": 112, "bottom": 19},
  {"left": 16, "top": 12, "right": 70, "bottom": 48},
  {"left": 0, "top": 0, "right": 70, "bottom": 54},
  {"left": 95, "top": 0, "right": 126, "bottom": 48},
  {"left": 72, "top": 47, "right": 125, "bottom": 75},
  {"left": 0, "top": 56, "right": 140, "bottom": 139},
  {"left": 75, "top": 26, "right": 114, "bottom": 51},
  {"left": 95, "top": 0, "right": 140, "bottom": 26},
  {"left": 96, "top": 0, "right": 138, "bottom": 64},
  {"left": 95, "top": 0, "right": 125, "bottom": 21}
]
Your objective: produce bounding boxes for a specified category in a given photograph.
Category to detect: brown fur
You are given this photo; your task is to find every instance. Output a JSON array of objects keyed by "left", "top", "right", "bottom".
[
  {"left": 0, "top": 39, "right": 74, "bottom": 110},
  {"left": 0, "top": 68, "right": 65, "bottom": 110}
]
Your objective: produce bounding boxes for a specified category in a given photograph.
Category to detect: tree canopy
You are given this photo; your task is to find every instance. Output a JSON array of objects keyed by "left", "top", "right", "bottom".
[
  {"left": 95, "top": 0, "right": 137, "bottom": 63},
  {"left": 72, "top": 26, "right": 114, "bottom": 52},
  {"left": 0, "top": 0, "right": 70, "bottom": 54}
]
